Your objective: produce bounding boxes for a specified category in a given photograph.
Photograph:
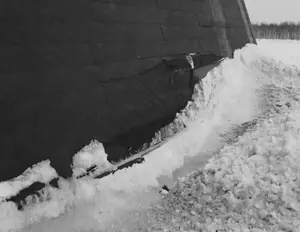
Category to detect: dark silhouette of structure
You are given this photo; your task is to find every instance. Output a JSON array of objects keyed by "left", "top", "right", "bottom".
[{"left": 0, "top": 0, "right": 256, "bottom": 185}]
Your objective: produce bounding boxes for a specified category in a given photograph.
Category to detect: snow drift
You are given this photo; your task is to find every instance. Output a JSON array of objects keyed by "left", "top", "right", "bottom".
[{"left": 1, "top": 39, "right": 300, "bottom": 231}]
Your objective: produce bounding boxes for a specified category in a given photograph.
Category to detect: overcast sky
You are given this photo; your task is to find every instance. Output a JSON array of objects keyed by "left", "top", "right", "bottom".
[{"left": 245, "top": 0, "right": 300, "bottom": 23}]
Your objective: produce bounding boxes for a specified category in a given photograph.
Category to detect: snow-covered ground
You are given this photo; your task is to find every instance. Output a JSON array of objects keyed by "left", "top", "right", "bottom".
[{"left": 1, "top": 39, "right": 300, "bottom": 231}]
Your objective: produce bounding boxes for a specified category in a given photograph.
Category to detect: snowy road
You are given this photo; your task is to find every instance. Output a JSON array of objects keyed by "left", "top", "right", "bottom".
[{"left": 1, "top": 39, "right": 300, "bottom": 231}]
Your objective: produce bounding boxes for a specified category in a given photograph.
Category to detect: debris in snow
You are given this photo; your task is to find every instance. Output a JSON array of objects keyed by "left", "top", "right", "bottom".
[{"left": 159, "top": 185, "right": 170, "bottom": 195}]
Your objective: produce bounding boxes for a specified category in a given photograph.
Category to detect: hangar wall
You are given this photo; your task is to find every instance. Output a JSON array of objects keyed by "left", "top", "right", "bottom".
[{"left": 0, "top": 0, "right": 255, "bottom": 181}]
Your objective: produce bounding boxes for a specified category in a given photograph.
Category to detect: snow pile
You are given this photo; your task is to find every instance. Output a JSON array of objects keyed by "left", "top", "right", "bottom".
[
  {"left": 0, "top": 140, "right": 113, "bottom": 202},
  {"left": 0, "top": 43, "right": 265, "bottom": 232},
  {"left": 1, "top": 40, "right": 300, "bottom": 231},
  {"left": 72, "top": 140, "right": 115, "bottom": 177},
  {"left": 148, "top": 53, "right": 300, "bottom": 231},
  {"left": 0, "top": 177, "right": 103, "bottom": 232},
  {"left": 0, "top": 161, "right": 57, "bottom": 201},
  {"left": 0, "top": 142, "right": 115, "bottom": 231},
  {"left": 151, "top": 47, "right": 261, "bottom": 146}
]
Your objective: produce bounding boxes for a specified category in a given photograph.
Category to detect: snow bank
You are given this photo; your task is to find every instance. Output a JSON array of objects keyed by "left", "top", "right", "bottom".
[
  {"left": 1, "top": 40, "right": 300, "bottom": 232},
  {"left": 0, "top": 140, "right": 115, "bottom": 231},
  {"left": 0, "top": 140, "right": 113, "bottom": 202},
  {"left": 151, "top": 46, "right": 261, "bottom": 146},
  {"left": 0, "top": 43, "right": 267, "bottom": 232},
  {"left": 0, "top": 161, "right": 57, "bottom": 201},
  {"left": 72, "top": 140, "right": 115, "bottom": 177},
  {"left": 148, "top": 47, "right": 300, "bottom": 231},
  {"left": 152, "top": 105, "right": 300, "bottom": 231}
]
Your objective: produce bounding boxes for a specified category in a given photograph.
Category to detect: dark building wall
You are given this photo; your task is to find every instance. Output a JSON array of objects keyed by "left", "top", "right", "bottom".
[{"left": 0, "top": 0, "right": 255, "bottom": 182}]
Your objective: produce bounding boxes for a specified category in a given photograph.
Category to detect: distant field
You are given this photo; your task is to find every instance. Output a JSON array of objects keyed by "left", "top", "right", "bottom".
[{"left": 252, "top": 22, "right": 300, "bottom": 40}]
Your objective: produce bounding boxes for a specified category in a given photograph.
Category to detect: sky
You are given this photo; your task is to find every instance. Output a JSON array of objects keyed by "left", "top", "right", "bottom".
[{"left": 245, "top": 0, "right": 300, "bottom": 24}]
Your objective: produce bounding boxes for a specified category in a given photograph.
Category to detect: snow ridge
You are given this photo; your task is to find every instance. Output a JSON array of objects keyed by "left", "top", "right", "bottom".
[
  {"left": 148, "top": 51, "right": 300, "bottom": 232},
  {"left": 1, "top": 40, "right": 300, "bottom": 232}
]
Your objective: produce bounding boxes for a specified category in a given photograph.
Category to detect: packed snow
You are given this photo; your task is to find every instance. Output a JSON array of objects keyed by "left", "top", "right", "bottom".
[
  {"left": 0, "top": 161, "right": 57, "bottom": 202},
  {"left": 72, "top": 140, "right": 115, "bottom": 177},
  {"left": 1, "top": 39, "right": 300, "bottom": 231}
]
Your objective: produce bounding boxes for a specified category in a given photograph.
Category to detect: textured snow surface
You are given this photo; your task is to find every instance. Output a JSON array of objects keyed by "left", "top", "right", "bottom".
[
  {"left": 72, "top": 140, "right": 115, "bottom": 177},
  {"left": 147, "top": 40, "right": 300, "bottom": 232},
  {"left": 0, "top": 161, "right": 58, "bottom": 201},
  {"left": 150, "top": 76, "right": 300, "bottom": 231},
  {"left": 1, "top": 40, "right": 300, "bottom": 231}
]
